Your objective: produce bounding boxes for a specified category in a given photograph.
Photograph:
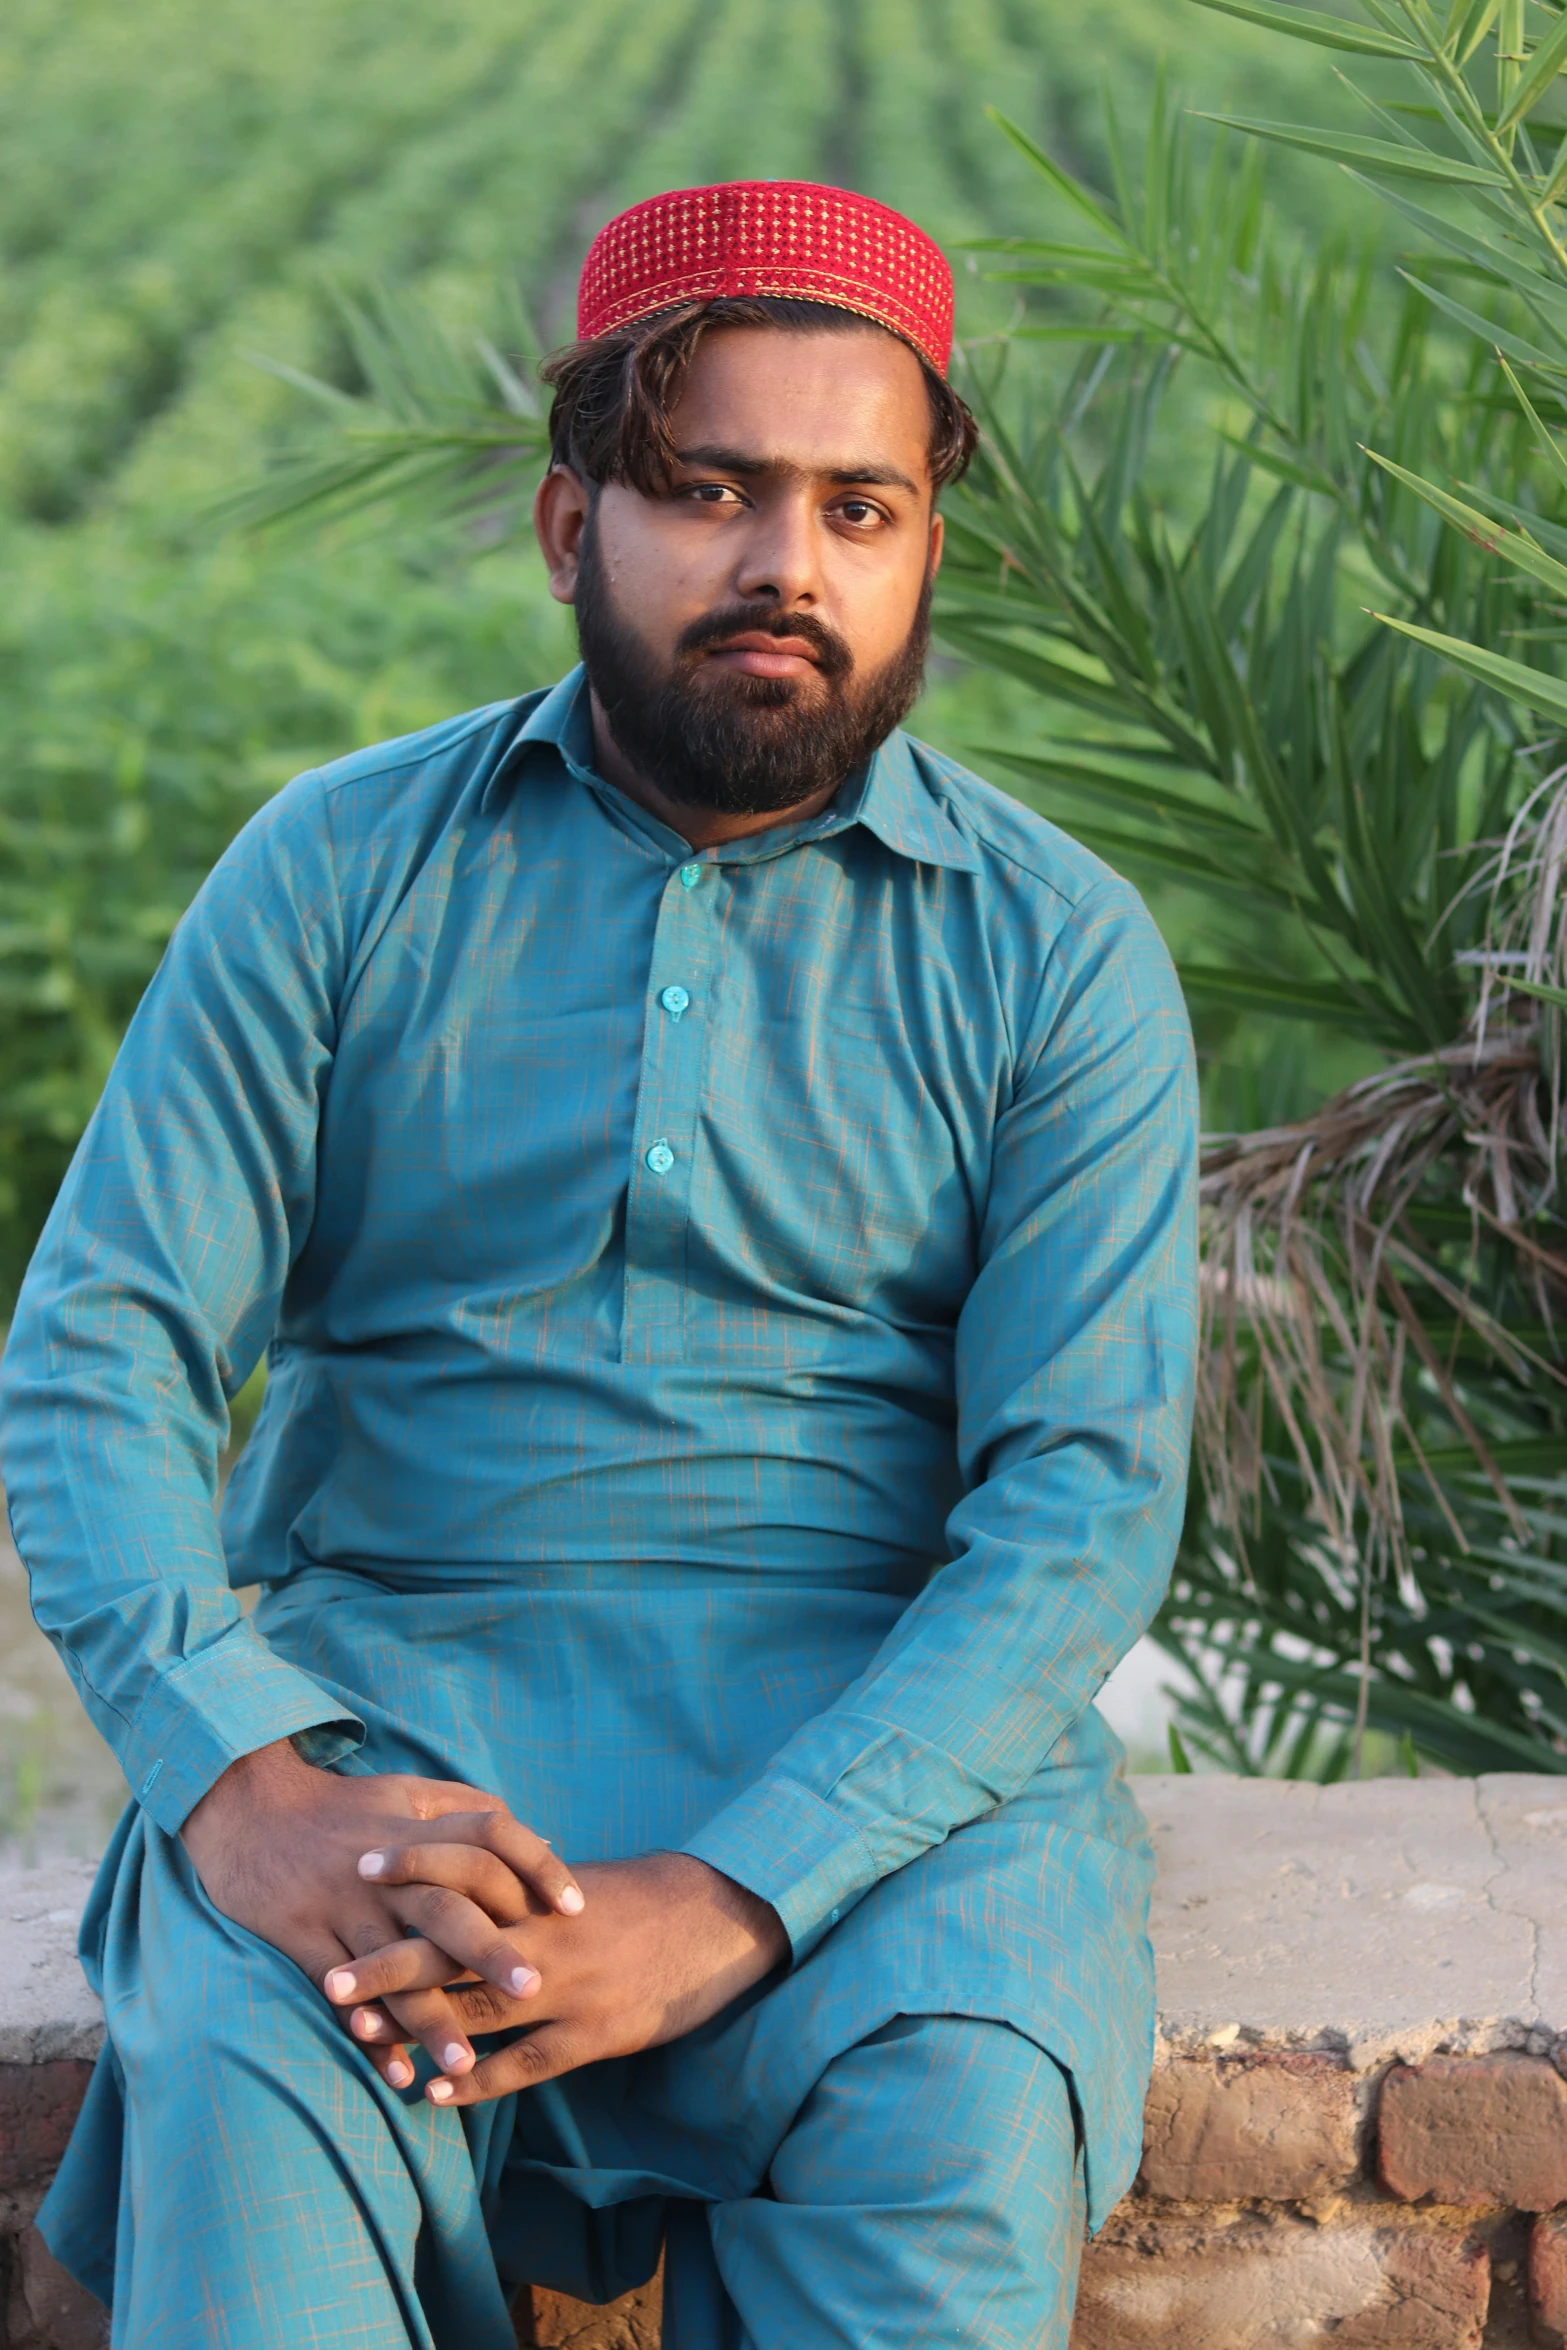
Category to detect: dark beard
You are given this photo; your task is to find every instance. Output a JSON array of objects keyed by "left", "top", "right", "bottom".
[{"left": 572, "top": 513, "right": 932, "bottom": 817}]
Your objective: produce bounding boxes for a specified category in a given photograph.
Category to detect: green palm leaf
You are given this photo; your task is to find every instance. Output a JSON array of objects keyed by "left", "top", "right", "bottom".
[{"left": 1192, "top": 0, "right": 1424, "bottom": 59}]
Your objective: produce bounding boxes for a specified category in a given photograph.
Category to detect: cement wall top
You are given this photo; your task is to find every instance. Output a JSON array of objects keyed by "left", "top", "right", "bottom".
[
  {"left": 0, "top": 1859, "right": 102, "bottom": 2063},
  {"left": 11, "top": 1777, "right": 1567, "bottom": 2076},
  {"left": 1141, "top": 1772, "right": 1567, "bottom": 2071}
]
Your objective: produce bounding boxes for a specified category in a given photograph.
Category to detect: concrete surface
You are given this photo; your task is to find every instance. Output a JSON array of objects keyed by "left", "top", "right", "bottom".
[
  {"left": 1141, "top": 1772, "right": 1567, "bottom": 2070},
  {"left": 0, "top": 1864, "right": 102, "bottom": 2065},
  {"left": 11, "top": 1775, "right": 1567, "bottom": 2072}
]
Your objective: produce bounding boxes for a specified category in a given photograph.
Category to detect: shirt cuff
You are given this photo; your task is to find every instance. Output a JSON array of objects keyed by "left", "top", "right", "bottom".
[
  {"left": 681, "top": 1772, "right": 882, "bottom": 1962},
  {"left": 121, "top": 1618, "right": 364, "bottom": 1834}
]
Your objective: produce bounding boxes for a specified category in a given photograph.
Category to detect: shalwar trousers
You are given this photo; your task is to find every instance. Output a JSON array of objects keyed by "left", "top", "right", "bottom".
[{"left": 41, "top": 1815, "right": 1087, "bottom": 2350}]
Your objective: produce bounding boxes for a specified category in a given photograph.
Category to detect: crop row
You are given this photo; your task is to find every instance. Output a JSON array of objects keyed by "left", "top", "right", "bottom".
[{"left": 0, "top": 0, "right": 1227, "bottom": 528}]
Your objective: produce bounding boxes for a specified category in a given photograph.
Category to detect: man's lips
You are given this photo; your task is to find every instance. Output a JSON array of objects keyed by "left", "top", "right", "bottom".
[{"left": 703, "top": 630, "right": 823, "bottom": 679}]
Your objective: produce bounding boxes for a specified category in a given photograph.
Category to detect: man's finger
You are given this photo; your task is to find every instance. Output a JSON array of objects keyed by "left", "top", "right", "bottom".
[
  {"left": 356, "top": 1840, "right": 531, "bottom": 1922},
  {"left": 401, "top": 1779, "right": 508, "bottom": 1823},
  {"left": 383, "top": 1883, "right": 545, "bottom": 2000},
  {"left": 439, "top": 1979, "right": 533, "bottom": 2032},
  {"left": 474, "top": 1814, "right": 584, "bottom": 1915},
  {"left": 427, "top": 2023, "right": 583, "bottom": 2106},
  {"left": 377, "top": 1982, "right": 479, "bottom": 2080},
  {"left": 359, "top": 1812, "right": 583, "bottom": 1917},
  {"left": 347, "top": 2008, "right": 417, "bottom": 2092},
  {"left": 325, "top": 1933, "right": 532, "bottom": 2006},
  {"left": 323, "top": 1933, "right": 450, "bottom": 2003},
  {"left": 299, "top": 1931, "right": 356, "bottom": 2001}
]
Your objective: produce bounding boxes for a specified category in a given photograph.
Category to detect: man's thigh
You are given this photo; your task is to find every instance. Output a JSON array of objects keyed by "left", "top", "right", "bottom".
[
  {"left": 692, "top": 2013, "right": 1084, "bottom": 2350},
  {"left": 44, "top": 1814, "right": 518, "bottom": 2350}
]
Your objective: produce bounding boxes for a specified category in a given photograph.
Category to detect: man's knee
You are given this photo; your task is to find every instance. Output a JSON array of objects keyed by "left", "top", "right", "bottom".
[
  {"left": 707, "top": 2015, "right": 1084, "bottom": 2349},
  {"left": 769, "top": 2012, "right": 1078, "bottom": 2222},
  {"left": 107, "top": 1824, "right": 367, "bottom": 2107}
]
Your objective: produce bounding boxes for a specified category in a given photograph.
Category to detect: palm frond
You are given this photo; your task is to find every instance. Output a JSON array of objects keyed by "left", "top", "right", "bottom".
[{"left": 220, "top": 284, "right": 547, "bottom": 538}]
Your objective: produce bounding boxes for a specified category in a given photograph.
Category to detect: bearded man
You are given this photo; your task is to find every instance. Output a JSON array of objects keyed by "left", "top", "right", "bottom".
[{"left": 0, "top": 183, "right": 1196, "bottom": 2350}]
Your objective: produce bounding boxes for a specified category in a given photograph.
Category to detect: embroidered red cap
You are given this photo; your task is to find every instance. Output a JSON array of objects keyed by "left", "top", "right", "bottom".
[{"left": 577, "top": 181, "right": 954, "bottom": 376}]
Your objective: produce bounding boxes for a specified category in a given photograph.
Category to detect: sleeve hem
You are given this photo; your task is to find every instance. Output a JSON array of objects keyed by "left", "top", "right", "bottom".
[
  {"left": 682, "top": 1773, "right": 881, "bottom": 1963},
  {"left": 123, "top": 1620, "right": 364, "bottom": 1834}
]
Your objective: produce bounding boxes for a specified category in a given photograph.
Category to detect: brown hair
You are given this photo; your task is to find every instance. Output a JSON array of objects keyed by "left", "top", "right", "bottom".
[{"left": 540, "top": 296, "right": 978, "bottom": 498}]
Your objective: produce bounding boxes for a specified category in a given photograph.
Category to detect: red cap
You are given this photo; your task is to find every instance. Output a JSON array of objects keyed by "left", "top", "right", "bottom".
[{"left": 577, "top": 181, "right": 954, "bottom": 375}]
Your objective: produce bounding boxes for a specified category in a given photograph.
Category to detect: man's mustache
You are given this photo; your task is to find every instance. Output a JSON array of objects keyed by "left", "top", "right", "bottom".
[{"left": 674, "top": 602, "right": 854, "bottom": 684}]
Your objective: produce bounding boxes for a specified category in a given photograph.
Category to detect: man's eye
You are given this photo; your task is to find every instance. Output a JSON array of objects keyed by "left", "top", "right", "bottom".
[
  {"left": 837, "top": 500, "right": 881, "bottom": 525},
  {"left": 685, "top": 483, "right": 737, "bottom": 504}
]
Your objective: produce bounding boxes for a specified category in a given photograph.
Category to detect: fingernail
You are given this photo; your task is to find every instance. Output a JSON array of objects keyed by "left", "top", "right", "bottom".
[
  {"left": 509, "top": 1966, "right": 541, "bottom": 1995},
  {"left": 357, "top": 1851, "right": 386, "bottom": 1879},
  {"left": 326, "top": 1970, "right": 356, "bottom": 2001},
  {"left": 387, "top": 2059, "right": 413, "bottom": 2087},
  {"left": 442, "top": 2043, "right": 471, "bottom": 2073},
  {"left": 351, "top": 2008, "right": 382, "bottom": 2038},
  {"left": 559, "top": 1884, "right": 585, "bottom": 1914},
  {"left": 428, "top": 2078, "right": 455, "bottom": 2103}
]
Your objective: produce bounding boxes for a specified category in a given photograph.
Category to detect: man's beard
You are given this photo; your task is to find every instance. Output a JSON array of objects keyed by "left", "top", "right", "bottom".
[{"left": 572, "top": 515, "right": 932, "bottom": 817}]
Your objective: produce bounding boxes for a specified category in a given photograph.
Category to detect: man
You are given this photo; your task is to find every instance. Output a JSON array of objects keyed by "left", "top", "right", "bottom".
[{"left": 0, "top": 181, "right": 1196, "bottom": 2349}]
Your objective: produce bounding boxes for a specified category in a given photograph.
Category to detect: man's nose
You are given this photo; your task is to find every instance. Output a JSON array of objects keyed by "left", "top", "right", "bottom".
[{"left": 731, "top": 493, "right": 821, "bottom": 608}]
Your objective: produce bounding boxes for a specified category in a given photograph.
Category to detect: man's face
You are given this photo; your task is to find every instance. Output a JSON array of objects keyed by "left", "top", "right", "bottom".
[{"left": 537, "top": 325, "right": 943, "bottom": 815}]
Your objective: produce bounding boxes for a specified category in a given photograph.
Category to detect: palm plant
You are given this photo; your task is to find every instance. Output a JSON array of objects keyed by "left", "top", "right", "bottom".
[
  {"left": 936, "top": 10, "right": 1567, "bottom": 1774},
  {"left": 219, "top": 285, "right": 548, "bottom": 538}
]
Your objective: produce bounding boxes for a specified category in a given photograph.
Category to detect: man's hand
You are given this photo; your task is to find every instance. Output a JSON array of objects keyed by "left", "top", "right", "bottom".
[
  {"left": 323, "top": 1848, "right": 788, "bottom": 2105},
  {"left": 180, "top": 1739, "right": 584, "bottom": 2085}
]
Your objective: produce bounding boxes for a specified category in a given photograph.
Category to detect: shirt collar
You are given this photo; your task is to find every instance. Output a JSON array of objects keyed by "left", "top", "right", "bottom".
[
  {"left": 849, "top": 726, "right": 981, "bottom": 873},
  {"left": 488, "top": 665, "right": 981, "bottom": 874},
  {"left": 500, "top": 666, "right": 600, "bottom": 784}
]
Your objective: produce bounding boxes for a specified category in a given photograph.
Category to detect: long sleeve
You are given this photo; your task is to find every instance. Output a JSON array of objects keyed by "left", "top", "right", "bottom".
[
  {"left": 0, "top": 773, "right": 362, "bottom": 1835},
  {"left": 683, "top": 876, "right": 1199, "bottom": 1957}
]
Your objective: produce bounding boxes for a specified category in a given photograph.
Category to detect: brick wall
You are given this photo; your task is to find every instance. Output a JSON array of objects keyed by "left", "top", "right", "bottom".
[{"left": 17, "top": 2044, "right": 1567, "bottom": 2347}]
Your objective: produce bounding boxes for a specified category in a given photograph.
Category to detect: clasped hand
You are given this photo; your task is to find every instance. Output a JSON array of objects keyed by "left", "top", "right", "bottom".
[{"left": 180, "top": 1739, "right": 787, "bottom": 2106}]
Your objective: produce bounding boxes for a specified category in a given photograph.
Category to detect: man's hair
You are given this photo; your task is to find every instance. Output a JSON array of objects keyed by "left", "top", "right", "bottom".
[{"left": 540, "top": 296, "right": 978, "bottom": 498}]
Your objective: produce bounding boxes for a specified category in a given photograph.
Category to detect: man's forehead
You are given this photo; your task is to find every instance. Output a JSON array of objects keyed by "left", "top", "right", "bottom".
[
  {"left": 668, "top": 328, "right": 932, "bottom": 487},
  {"left": 673, "top": 441, "right": 923, "bottom": 496}
]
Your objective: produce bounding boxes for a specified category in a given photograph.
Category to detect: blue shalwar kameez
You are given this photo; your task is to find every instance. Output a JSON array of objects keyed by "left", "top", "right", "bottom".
[{"left": 0, "top": 670, "right": 1198, "bottom": 2349}]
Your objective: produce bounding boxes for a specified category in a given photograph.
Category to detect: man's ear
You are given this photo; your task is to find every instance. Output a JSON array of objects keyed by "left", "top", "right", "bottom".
[
  {"left": 533, "top": 466, "right": 592, "bottom": 604},
  {"left": 926, "top": 509, "right": 944, "bottom": 585}
]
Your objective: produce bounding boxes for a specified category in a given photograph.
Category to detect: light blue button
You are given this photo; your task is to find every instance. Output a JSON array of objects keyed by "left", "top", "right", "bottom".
[
  {"left": 645, "top": 1139, "right": 675, "bottom": 1175},
  {"left": 679, "top": 862, "right": 702, "bottom": 889},
  {"left": 660, "top": 984, "right": 690, "bottom": 1020}
]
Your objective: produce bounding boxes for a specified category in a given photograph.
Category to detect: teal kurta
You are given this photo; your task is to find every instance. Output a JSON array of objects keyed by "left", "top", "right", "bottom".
[{"left": 0, "top": 667, "right": 1197, "bottom": 2298}]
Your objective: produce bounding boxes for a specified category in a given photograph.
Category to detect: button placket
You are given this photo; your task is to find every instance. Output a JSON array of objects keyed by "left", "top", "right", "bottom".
[{"left": 622, "top": 861, "right": 721, "bottom": 1364}]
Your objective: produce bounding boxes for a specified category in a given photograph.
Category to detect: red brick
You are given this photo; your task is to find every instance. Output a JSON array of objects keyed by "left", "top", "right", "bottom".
[
  {"left": 1071, "top": 2211, "right": 1488, "bottom": 2349},
  {"left": 12, "top": 2223, "right": 108, "bottom": 2350},
  {"left": 1531, "top": 2211, "right": 1567, "bottom": 2348},
  {"left": 1140, "top": 2051, "right": 1361, "bottom": 2202},
  {"left": 0, "top": 2063, "right": 93, "bottom": 2192},
  {"left": 519, "top": 2275, "right": 662, "bottom": 2349},
  {"left": 1378, "top": 2053, "right": 1567, "bottom": 2209}
]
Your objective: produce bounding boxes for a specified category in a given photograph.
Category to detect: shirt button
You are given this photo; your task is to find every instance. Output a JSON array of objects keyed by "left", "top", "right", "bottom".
[
  {"left": 679, "top": 862, "right": 702, "bottom": 889},
  {"left": 645, "top": 1139, "right": 675, "bottom": 1175},
  {"left": 660, "top": 984, "right": 690, "bottom": 1020}
]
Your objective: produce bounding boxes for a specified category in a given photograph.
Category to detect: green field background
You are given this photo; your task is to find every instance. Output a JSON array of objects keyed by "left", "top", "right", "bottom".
[{"left": 0, "top": 0, "right": 1354, "bottom": 1306}]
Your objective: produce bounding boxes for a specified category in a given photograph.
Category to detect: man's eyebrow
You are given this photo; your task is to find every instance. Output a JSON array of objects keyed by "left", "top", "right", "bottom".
[{"left": 673, "top": 444, "right": 922, "bottom": 497}]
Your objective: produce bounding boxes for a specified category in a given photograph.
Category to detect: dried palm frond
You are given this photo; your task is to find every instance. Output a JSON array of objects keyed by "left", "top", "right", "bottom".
[{"left": 1197, "top": 771, "right": 1567, "bottom": 1630}]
